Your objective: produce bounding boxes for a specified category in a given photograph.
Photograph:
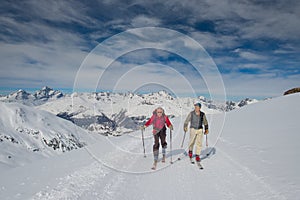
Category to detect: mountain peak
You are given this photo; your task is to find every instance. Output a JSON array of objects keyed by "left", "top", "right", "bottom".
[
  {"left": 34, "top": 86, "right": 63, "bottom": 100},
  {"left": 8, "top": 89, "right": 31, "bottom": 100}
]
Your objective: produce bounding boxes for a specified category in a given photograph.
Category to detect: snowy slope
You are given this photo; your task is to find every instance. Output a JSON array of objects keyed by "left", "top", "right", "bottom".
[
  {"left": 0, "top": 102, "right": 96, "bottom": 170},
  {"left": 1, "top": 94, "right": 299, "bottom": 200}
]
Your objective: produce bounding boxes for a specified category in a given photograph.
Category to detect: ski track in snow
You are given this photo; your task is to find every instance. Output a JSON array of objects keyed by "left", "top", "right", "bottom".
[
  {"left": 31, "top": 134, "right": 289, "bottom": 200},
  {"left": 32, "top": 161, "right": 108, "bottom": 200},
  {"left": 212, "top": 147, "right": 287, "bottom": 200},
  {"left": 32, "top": 136, "right": 288, "bottom": 200},
  {"left": 32, "top": 135, "right": 140, "bottom": 200}
]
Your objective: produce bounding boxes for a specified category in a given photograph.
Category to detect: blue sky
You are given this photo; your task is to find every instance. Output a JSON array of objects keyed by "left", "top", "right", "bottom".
[{"left": 0, "top": 0, "right": 299, "bottom": 100}]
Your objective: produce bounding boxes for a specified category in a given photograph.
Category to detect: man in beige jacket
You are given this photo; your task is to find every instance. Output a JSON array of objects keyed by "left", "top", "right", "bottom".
[{"left": 184, "top": 102, "right": 209, "bottom": 164}]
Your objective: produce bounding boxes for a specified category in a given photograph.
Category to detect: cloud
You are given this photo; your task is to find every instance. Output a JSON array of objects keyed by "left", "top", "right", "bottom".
[
  {"left": 100, "top": 63, "right": 200, "bottom": 96},
  {"left": 4, "top": 0, "right": 97, "bottom": 27},
  {"left": 190, "top": 31, "right": 240, "bottom": 50},
  {"left": 222, "top": 72, "right": 300, "bottom": 98},
  {"left": 234, "top": 49, "right": 268, "bottom": 61},
  {"left": 131, "top": 15, "right": 161, "bottom": 27},
  {"left": 0, "top": 0, "right": 299, "bottom": 100},
  {"left": 0, "top": 42, "right": 87, "bottom": 88},
  {"left": 74, "top": 28, "right": 222, "bottom": 96},
  {"left": 200, "top": 0, "right": 300, "bottom": 40}
]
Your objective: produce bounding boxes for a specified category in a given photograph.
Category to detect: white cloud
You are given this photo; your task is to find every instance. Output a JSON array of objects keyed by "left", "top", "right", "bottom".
[
  {"left": 0, "top": 42, "right": 87, "bottom": 88},
  {"left": 222, "top": 72, "right": 300, "bottom": 98},
  {"left": 236, "top": 63, "right": 270, "bottom": 70},
  {"left": 190, "top": 31, "right": 240, "bottom": 50},
  {"left": 24, "top": 0, "right": 97, "bottom": 27},
  {"left": 237, "top": 50, "right": 268, "bottom": 61},
  {"left": 131, "top": 15, "right": 161, "bottom": 27}
]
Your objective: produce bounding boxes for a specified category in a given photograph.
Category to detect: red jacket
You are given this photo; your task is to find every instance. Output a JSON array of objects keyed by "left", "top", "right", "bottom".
[{"left": 145, "top": 112, "right": 172, "bottom": 134}]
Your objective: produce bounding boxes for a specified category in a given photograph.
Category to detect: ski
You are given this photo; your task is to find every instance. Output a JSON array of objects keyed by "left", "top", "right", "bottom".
[
  {"left": 151, "top": 161, "right": 157, "bottom": 170},
  {"left": 175, "top": 154, "right": 204, "bottom": 169},
  {"left": 190, "top": 158, "right": 195, "bottom": 164},
  {"left": 196, "top": 162, "right": 204, "bottom": 170}
]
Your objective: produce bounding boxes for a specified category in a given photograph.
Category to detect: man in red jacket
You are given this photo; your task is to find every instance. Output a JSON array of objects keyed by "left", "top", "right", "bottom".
[{"left": 142, "top": 107, "right": 173, "bottom": 170}]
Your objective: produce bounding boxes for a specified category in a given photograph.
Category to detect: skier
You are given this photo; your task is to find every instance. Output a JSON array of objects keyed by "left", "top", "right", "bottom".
[
  {"left": 183, "top": 102, "right": 209, "bottom": 167},
  {"left": 141, "top": 107, "right": 173, "bottom": 170}
]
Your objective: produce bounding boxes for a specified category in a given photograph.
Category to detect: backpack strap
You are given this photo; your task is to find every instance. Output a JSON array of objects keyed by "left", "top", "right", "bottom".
[{"left": 200, "top": 111, "right": 204, "bottom": 123}]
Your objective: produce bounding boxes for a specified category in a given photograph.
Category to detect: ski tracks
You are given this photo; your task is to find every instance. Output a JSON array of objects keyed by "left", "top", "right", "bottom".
[
  {"left": 32, "top": 161, "right": 108, "bottom": 200},
  {"left": 31, "top": 132, "right": 288, "bottom": 200},
  {"left": 32, "top": 135, "right": 140, "bottom": 200},
  {"left": 32, "top": 156, "right": 129, "bottom": 200},
  {"left": 210, "top": 147, "right": 287, "bottom": 200}
]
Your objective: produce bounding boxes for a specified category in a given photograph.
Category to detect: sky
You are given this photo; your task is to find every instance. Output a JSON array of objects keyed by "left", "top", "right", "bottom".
[{"left": 0, "top": 0, "right": 299, "bottom": 100}]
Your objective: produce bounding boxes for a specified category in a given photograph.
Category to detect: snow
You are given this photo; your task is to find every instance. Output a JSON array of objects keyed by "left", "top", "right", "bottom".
[
  {"left": 0, "top": 102, "right": 96, "bottom": 170},
  {"left": 0, "top": 93, "right": 299, "bottom": 199},
  {"left": 36, "top": 90, "right": 257, "bottom": 136},
  {"left": 0, "top": 87, "right": 63, "bottom": 106},
  {"left": 1, "top": 87, "right": 260, "bottom": 137}
]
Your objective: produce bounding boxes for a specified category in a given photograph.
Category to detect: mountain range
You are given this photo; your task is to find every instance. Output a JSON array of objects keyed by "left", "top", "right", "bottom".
[{"left": 1, "top": 87, "right": 258, "bottom": 136}]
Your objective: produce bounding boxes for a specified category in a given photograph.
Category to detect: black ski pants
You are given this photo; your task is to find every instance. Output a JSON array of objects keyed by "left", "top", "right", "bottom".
[{"left": 153, "top": 126, "right": 167, "bottom": 160}]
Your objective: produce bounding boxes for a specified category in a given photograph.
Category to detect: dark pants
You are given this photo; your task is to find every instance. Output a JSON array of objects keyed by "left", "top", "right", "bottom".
[{"left": 153, "top": 126, "right": 167, "bottom": 161}]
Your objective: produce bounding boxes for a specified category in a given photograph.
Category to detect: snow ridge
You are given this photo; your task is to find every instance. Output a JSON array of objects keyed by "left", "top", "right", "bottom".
[{"left": 0, "top": 102, "right": 92, "bottom": 170}]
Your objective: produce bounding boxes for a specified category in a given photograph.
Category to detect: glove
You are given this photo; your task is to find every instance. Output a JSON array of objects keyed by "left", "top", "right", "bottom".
[
  {"left": 184, "top": 127, "right": 188, "bottom": 132},
  {"left": 204, "top": 130, "right": 209, "bottom": 135},
  {"left": 169, "top": 125, "right": 173, "bottom": 131},
  {"left": 140, "top": 125, "right": 146, "bottom": 130}
]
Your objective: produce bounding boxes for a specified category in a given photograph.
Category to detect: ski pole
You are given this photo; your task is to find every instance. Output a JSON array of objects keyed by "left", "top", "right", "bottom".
[
  {"left": 181, "top": 131, "right": 186, "bottom": 148},
  {"left": 170, "top": 129, "right": 173, "bottom": 164},
  {"left": 205, "top": 133, "right": 209, "bottom": 157},
  {"left": 141, "top": 129, "right": 146, "bottom": 158}
]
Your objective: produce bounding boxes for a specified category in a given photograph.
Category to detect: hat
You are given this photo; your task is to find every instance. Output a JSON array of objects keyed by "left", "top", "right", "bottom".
[{"left": 194, "top": 102, "right": 202, "bottom": 107}]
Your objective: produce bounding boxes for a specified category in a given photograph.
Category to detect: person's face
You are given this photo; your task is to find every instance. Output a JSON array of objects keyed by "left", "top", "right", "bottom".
[
  {"left": 157, "top": 109, "right": 163, "bottom": 116},
  {"left": 194, "top": 106, "right": 201, "bottom": 112}
]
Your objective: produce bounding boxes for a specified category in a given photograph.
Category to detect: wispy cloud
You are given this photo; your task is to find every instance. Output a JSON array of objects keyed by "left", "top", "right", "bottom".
[
  {"left": 0, "top": 0, "right": 299, "bottom": 99},
  {"left": 233, "top": 49, "right": 269, "bottom": 61},
  {"left": 131, "top": 15, "right": 161, "bottom": 27}
]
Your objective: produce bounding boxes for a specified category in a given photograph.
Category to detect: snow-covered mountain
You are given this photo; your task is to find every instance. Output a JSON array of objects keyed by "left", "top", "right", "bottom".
[
  {"left": 1, "top": 87, "right": 259, "bottom": 136},
  {"left": 0, "top": 102, "right": 95, "bottom": 170},
  {"left": 0, "top": 86, "right": 63, "bottom": 106},
  {"left": 224, "top": 98, "right": 259, "bottom": 111},
  {"left": 37, "top": 89, "right": 258, "bottom": 135},
  {"left": 37, "top": 91, "right": 212, "bottom": 135},
  {"left": 0, "top": 92, "right": 299, "bottom": 200}
]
